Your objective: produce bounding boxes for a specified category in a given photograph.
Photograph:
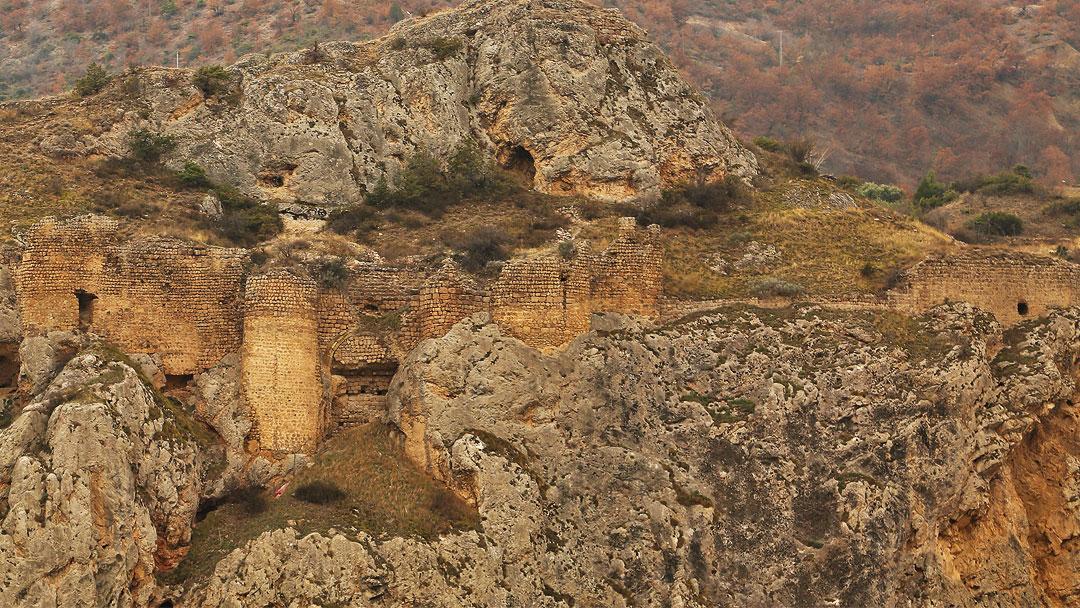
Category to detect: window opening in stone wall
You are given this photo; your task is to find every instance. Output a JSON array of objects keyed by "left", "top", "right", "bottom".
[
  {"left": 75, "top": 290, "right": 97, "bottom": 330},
  {"left": 1017, "top": 301, "right": 1029, "bottom": 316}
]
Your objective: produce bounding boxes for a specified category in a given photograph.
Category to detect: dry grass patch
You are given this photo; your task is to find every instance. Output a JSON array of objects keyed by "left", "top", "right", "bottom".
[
  {"left": 661, "top": 180, "right": 953, "bottom": 300},
  {"left": 161, "top": 423, "right": 479, "bottom": 587}
]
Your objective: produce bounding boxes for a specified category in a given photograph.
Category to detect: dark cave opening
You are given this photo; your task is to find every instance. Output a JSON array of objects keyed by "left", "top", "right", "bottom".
[{"left": 505, "top": 145, "right": 536, "bottom": 185}]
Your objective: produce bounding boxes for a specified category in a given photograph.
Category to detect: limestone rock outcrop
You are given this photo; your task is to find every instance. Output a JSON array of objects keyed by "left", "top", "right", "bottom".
[
  {"left": 178, "top": 305, "right": 1080, "bottom": 607},
  {"left": 85, "top": 0, "right": 756, "bottom": 204},
  {"left": 374, "top": 306, "right": 1075, "bottom": 606},
  {"left": 0, "top": 350, "right": 205, "bottom": 607}
]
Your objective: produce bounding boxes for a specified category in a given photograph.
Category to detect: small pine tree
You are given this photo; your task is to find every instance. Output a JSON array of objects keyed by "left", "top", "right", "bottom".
[
  {"left": 192, "top": 65, "right": 232, "bottom": 98},
  {"left": 448, "top": 140, "right": 494, "bottom": 195},
  {"left": 177, "top": 162, "right": 210, "bottom": 187},
  {"left": 913, "top": 170, "right": 957, "bottom": 211},
  {"left": 74, "top": 63, "right": 111, "bottom": 97},
  {"left": 127, "top": 129, "right": 177, "bottom": 164},
  {"left": 389, "top": 2, "right": 405, "bottom": 22}
]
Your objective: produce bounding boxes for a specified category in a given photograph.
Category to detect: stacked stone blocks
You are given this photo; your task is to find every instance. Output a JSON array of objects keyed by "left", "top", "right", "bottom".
[
  {"left": 888, "top": 249, "right": 1080, "bottom": 326},
  {"left": 15, "top": 215, "right": 247, "bottom": 375},
  {"left": 241, "top": 270, "right": 324, "bottom": 454}
]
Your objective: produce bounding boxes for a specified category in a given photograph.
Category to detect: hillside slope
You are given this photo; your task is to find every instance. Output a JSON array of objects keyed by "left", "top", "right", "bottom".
[
  {"left": 1, "top": 0, "right": 1076, "bottom": 187},
  {"left": 5, "top": 0, "right": 757, "bottom": 205}
]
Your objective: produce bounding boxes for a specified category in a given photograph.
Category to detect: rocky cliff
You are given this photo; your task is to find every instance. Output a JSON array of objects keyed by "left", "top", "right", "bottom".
[
  {"left": 0, "top": 349, "right": 205, "bottom": 607},
  {"left": 176, "top": 305, "right": 1078, "bottom": 607},
  {"left": 40, "top": 0, "right": 757, "bottom": 205}
]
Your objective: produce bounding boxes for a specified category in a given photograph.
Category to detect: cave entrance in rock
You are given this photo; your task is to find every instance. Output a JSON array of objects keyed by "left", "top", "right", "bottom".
[
  {"left": 0, "top": 343, "right": 19, "bottom": 390},
  {"left": 504, "top": 145, "right": 536, "bottom": 186},
  {"left": 165, "top": 374, "right": 194, "bottom": 392},
  {"left": 75, "top": 289, "right": 97, "bottom": 330}
]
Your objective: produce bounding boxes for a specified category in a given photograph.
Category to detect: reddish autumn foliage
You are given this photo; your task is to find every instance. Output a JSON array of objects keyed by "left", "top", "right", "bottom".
[{"left": 0, "top": 0, "right": 1075, "bottom": 186}]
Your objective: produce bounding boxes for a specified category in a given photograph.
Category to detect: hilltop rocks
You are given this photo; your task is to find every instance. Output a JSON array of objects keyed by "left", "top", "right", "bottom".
[
  {"left": 89, "top": 0, "right": 756, "bottom": 205},
  {"left": 0, "top": 351, "right": 204, "bottom": 607}
]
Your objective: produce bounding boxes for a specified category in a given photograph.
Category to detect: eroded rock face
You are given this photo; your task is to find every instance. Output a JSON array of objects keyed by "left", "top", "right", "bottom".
[
  {"left": 11, "top": 304, "right": 1079, "bottom": 607},
  {"left": 0, "top": 351, "right": 203, "bottom": 607},
  {"left": 85, "top": 0, "right": 756, "bottom": 205},
  {"left": 369, "top": 306, "right": 1075, "bottom": 606}
]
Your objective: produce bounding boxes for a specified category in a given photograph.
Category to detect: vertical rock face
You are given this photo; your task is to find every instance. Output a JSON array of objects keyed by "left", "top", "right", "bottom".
[
  {"left": 0, "top": 351, "right": 203, "bottom": 607},
  {"left": 88, "top": 0, "right": 756, "bottom": 205},
  {"left": 371, "top": 306, "right": 1077, "bottom": 607}
]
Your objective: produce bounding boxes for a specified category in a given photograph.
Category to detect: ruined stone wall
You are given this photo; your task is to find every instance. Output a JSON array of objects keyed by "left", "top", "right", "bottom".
[
  {"left": 400, "top": 260, "right": 485, "bottom": 350},
  {"left": 15, "top": 215, "right": 247, "bottom": 375},
  {"left": 491, "top": 254, "right": 593, "bottom": 350},
  {"left": 490, "top": 219, "right": 663, "bottom": 349},
  {"left": 327, "top": 333, "right": 397, "bottom": 429},
  {"left": 242, "top": 271, "right": 324, "bottom": 453},
  {"left": 347, "top": 263, "right": 425, "bottom": 313},
  {"left": 592, "top": 219, "right": 663, "bottom": 317},
  {"left": 888, "top": 250, "right": 1080, "bottom": 325}
]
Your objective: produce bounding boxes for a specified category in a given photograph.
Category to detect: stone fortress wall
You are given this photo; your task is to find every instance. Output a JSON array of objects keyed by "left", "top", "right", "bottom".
[
  {"left": 491, "top": 218, "right": 663, "bottom": 349},
  {"left": 14, "top": 215, "right": 665, "bottom": 452},
  {"left": 24, "top": 214, "right": 1080, "bottom": 454},
  {"left": 15, "top": 215, "right": 248, "bottom": 376},
  {"left": 887, "top": 249, "right": 1080, "bottom": 325},
  {"left": 241, "top": 270, "right": 325, "bottom": 454}
]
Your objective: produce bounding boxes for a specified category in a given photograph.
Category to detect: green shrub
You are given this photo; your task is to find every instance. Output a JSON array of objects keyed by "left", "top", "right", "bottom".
[
  {"left": 177, "top": 161, "right": 210, "bottom": 188},
  {"left": 74, "top": 62, "right": 111, "bottom": 97},
  {"left": 367, "top": 141, "right": 505, "bottom": 214},
  {"left": 447, "top": 139, "right": 501, "bottom": 197},
  {"left": 637, "top": 204, "right": 717, "bottom": 229},
  {"left": 913, "top": 170, "right": 957, "bottom": 211},
  {"left": 389, "top": 3, "right": 406, "bottom": 23},
  {"left": 213, "top": 186, "right": 283, "bottom": 246},
  {"left": 857, "top": 181, "right": 904, "bottom": 203},
  {"left": 977, "top": 173, "right": 1036, "bottom": 196},
  {"left": 192, "top": 65, "right": 232, "bottom": 97},
  {"left": 91, "top": 188, "right": 151, "bottom": 218},
  {"left": 752, "top": 136, "right": 783, "bottom": 152},
  {"left": 314, "top": 259, "right": 350, "bottom": 289},
  {"left": 327, "top": 205, "right": 379, "bottom": 236},
  {"left": 127, "top": 128, "right": 176, "bottom": 164},
  {"left": 446, "top": 227, "right": 509, "bottom": 272},
  {"left": 751, "top": 278, "right": 805, "bottom": 298},
  {"left": 679, "top": 175, "right": 750, "bottom": 211},
  {"left": 638, "top": 175, "right": 748, "bottom": 229},
  {"left": 952, "top": 166, "right": 1037, "bottom": 197},
  {"left": 293, "top": 480, "right": 346, "bottom": 504},
  {"left": 421, "top": 37, "right": 463, "bottom": 60},
  {"left": 1046, "top": 198, "right": 1080, "bottom": 217},
  {"left": 836, "top": 175, "right": 863, "bottom": 189},
  {"left": 966, "top": 212, "right": 1023, "bottom": 237},
  {"left": 370, "top": 149, "right": 444, "bottom": 211}
]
